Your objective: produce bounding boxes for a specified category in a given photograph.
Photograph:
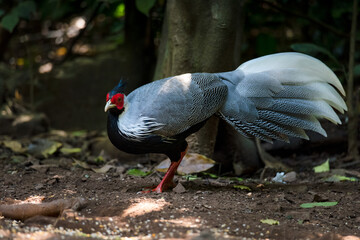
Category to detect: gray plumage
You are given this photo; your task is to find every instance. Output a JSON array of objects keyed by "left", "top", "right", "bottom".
[
  {"left": 118, "top": 73, "right": 227, "bottom": 139},
  {"left": 117, "top": 52, "right": 347, "bottom": 143}
]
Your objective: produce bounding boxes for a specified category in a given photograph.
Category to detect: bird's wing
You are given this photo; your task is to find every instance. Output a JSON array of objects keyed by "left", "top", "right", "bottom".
[{"left": 118, "top": 73, "right": 228, "bottom": 138}]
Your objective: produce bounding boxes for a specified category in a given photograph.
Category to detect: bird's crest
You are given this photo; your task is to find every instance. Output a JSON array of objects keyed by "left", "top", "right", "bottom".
[{"left": 109, "top": 80, "right": 126, "bottom": 96}]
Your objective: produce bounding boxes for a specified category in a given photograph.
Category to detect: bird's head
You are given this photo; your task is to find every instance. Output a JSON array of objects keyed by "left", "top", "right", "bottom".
[{"left": 104, "top": 81, "right": 126, "bottom": 113}]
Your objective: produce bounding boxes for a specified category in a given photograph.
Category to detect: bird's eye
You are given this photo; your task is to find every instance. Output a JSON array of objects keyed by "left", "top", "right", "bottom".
[
  {"left": 106, "top": 93, "right": 110, "bottom": 101},
  {"left": 115, "top": 95, "right": 123, "bottom": 102}
]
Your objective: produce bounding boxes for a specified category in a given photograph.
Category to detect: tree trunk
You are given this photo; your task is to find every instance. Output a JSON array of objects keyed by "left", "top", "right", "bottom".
[
  {"left": 0, "top": 27, "right": 13, "bottom": 60},
  {"left": 154, "top": 0, "right": 256, "bottom": 163},
  {"left": 346, "top": 0, "right": 359, "bottom": 160}
]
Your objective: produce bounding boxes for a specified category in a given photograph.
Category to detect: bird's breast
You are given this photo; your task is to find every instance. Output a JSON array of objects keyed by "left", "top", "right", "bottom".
[{"left": 107, "top": 112, "right": 181, "bottom": 155}]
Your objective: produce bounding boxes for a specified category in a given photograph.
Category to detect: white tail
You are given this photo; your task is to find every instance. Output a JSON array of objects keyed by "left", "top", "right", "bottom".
[{"left": 219, "top": 52, "right": 347, "bottom": 143}]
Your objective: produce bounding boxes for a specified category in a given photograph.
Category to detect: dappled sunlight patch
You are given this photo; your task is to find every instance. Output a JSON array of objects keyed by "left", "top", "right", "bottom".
[
  {"left": 1, "top": 195, "right": 45, "bottom": 205},
  {"left": 0, "top": 222, "right": 120, "bottom": 240},
  {"left": 38, "top": 62, "right": 53, "bottom": 74},
  {"left": 62, "top": 189, "right": 77, "bottom": 196},
  {"left": 156, "top": 216, "right": 203, "bottom": 228},
  {"left": 177, "top": 207, "right": 191, "bottom": 213},
  {"left": 0, "top": 229, "right": 9, "bottom": 238},
  {"left": 121, "top": 198, "right": 169, "bottom": 218},
  {"left": 11, "top": 231, "right": 57, "bottom": 240},
  {"left": 304, "top": 233, "right": 360, "bottom": 240},
  {"left": 72, "top": 17, "right": 86, "bottom": 30},
  {"left": 67, "top": 17, "right": 86, "bottom": 38},
  {"left": 73, "top": 44, "right": 91, "bottom": 55},
  {"left": 342, "top": 236, "right": 360, "bottom": 240},
  {"left": 21, "top": 195, "right": 45, "bottom": 204}
]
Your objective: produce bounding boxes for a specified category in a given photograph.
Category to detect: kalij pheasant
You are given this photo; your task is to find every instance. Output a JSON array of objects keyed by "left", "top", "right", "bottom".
[{"left": 105, "top": 52, "right": 347, "bottom": 193}]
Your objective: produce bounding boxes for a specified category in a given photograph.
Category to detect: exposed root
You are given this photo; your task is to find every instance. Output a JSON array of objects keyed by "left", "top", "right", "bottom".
[{"left": 0, "top": 198, "right": 87, "bottom": 221}]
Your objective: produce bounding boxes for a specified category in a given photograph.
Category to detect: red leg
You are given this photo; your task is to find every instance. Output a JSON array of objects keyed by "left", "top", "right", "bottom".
[{"left": 143, "top": 147, "right": 187, "bottom": 193}]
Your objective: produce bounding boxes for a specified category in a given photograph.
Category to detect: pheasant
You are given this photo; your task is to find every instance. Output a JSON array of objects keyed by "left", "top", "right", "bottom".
[{"left": 105, "top": 52, "right": 347, "bottom": 193}]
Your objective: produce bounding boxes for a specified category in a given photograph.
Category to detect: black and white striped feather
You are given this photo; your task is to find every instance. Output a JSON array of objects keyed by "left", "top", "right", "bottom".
[{"left": 218, "top": 52, "right": 347, "bottom": 143}]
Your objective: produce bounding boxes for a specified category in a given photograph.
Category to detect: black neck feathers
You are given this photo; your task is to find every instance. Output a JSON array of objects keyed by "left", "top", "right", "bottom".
[{"left": 106, "top": 112, "right": 209, "bottom": 162}]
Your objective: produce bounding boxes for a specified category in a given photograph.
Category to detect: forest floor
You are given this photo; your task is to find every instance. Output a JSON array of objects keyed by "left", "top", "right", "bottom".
[{"left": 0, "top": 128, "right": 360, "bottom": 240}]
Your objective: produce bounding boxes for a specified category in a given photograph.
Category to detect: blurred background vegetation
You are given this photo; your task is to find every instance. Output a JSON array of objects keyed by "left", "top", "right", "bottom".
[{"left": 0, "top": 0, "right": 358, "bottom": 162}]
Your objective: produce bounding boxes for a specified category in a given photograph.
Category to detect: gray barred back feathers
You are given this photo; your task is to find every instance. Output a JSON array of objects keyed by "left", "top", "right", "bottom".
[
  {"left": 118, "top": 52, "right": 346, "bottom": 143},
  {"left": 119, "top": 73, "right": 227, "bottom": 138}
]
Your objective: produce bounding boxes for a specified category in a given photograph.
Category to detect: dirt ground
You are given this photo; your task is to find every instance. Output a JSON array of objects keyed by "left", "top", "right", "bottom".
[{"left": 0, "top": 130, "right": 360, "bottom": 240}]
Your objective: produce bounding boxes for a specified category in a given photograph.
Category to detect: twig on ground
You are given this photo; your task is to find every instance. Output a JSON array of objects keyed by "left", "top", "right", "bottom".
[{"left": 344, "top": 169, "right": 360, "bottom": 178}]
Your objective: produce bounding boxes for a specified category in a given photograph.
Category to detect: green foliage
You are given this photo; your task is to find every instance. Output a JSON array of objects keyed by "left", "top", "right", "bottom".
[
  {"left": 224, "top": 177, "right": 244, "bottom": 182},
  {"left": 0, "top": 0, "right": 36, "bottom": 32},
  {"left": 291, "top": 43, "right": 341, "bottom": 67},
  {"left": 135, "top": 0, "right": 156, "bottom": 16},
  {"left": 114, "top": 2, "right": 125, "bottom": 18},
  {"left": 71, "top": 130, "right": 87, "bottom": 137},
  {"left": 183, "top": 174, "right": 200, "bottom": 181},
  {"left": 0, "top": 11, "right": 19, "bottom": 32},
  {"left": 313, "top": 159, "right": 330, "bottom": 173},
  {"left": 201, "top": 172, "right": 218, "bottom": 178},
  {"left": 2, "top": 140, "right": 25, "bottom": 153},
  {"left": 354, "top": 64, "right": 360, "bottom": 77},
  {"left": 260, "top": 219, "right": 279, "bottom": 225},
  {"left": 331, "top": 1, "right": 353, "bottom": 18},
  {"left": 126, "top": 169, "right": 151, "bottom": 177},
  {"left": 60, "top": 147, "right": 82, "bottom": 155},
  {"left": 233, "top": 185, "right": 251, "bottom": 191},
  {"left": 243, "top": 0, "right": 355, "bottom": 75},
  {"left": 16, "top": 0, "right": 36, "bottom": 19},
  {"left": 325, "top": 175, "right": 358, "bottom": 182},
  {"left": 28, "top": 139, "right": 62, "bottom": 158},
  {"left": 256, "top": 33, "right": 277, "bottom": 56},
  {"left": 38, "top": 0, "right": 71, "bottom": 20},
  {"left": 300, "top": 202, "right": 338, "bottom": 208}
]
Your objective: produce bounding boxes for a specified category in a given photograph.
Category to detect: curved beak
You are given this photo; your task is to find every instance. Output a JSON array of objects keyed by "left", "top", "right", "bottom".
[{"left": 104, "top": 100, "right": 116, "bottom": 112}]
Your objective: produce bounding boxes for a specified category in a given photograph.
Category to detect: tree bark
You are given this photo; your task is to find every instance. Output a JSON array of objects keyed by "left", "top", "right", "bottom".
[
  {"left": 154, "top": 0, "right": 253, "bottom": 160},
  {"left": 346, "top": 0, "right": 359, "bottom": 160},
  {"left": 0, "top": 27, "right": 13, "bottom": 60}
]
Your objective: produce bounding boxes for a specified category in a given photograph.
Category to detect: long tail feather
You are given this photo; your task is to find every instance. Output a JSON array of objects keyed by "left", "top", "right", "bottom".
[
  {"left": 219, "top": 52, "right": 346, "bottom": 142},
  {"left": 237, "top": 52, "right": 345, "bottom": 95}
]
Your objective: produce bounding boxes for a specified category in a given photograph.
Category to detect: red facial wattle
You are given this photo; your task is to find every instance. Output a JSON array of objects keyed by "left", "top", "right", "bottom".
[
  {"left": 111, "top": 93, "right": 124, "bottom": 110},
  {"left": 106, "top": 93, "right": 110, "bottom": 102}
]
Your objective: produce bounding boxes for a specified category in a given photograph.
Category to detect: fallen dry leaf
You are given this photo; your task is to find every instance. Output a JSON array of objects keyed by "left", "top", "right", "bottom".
[
  {"left": 155, "top": 153, "right": 216, "bottom": 175},
  {"left": 233, "top": 185, "right": 251, "bottom": 191},
  {"left": 28, "top": 139, "right": 62, "bottom": 158},
  {"left": 260, "top": 219, "right": 280, "bottom": 225},
  {"left": 73, "top": 159, "right": 117, "bottom": 174},
  {"left": 92, "top": 164, "right": 115, "bottom": 173},
  {"left": 60, "top": 147, "right": 82, "bottom": 155},
  {"left": 73, "top": 159, "right": 91, "bottom": 170},
  {"left": 313, "top": 159, "right": 330, "bottom": 173},
  {"left": 2, "top": 140, "right": 25, "bottom": 153}
]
